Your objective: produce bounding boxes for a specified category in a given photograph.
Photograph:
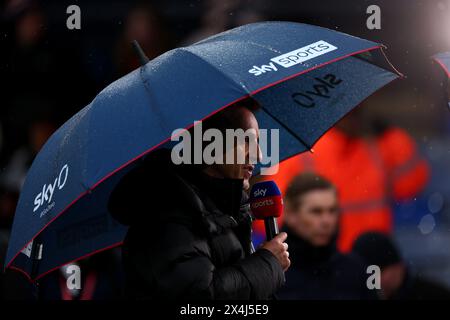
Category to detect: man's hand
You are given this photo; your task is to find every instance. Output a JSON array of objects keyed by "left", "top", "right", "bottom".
[{"left": 260, "top": 232, "right": 290, "bottom": 271}]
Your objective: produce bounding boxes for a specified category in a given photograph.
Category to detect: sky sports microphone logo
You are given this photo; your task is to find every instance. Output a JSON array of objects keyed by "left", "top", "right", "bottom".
[
  {"left": 251, "top": 188, "right": 275, "bottom": 208},
  {"left": 33, "top": 164, "right": 69, "bottom": 217},
  {"left": 248, "top": 40, "right": 338, "bottom": 76},
  {"left": 249, "top": 181, "right": 283, "bottom": 220}
]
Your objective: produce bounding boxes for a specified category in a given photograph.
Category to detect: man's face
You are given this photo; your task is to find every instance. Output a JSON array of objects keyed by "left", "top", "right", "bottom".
[
  {"left": 286, "top": 189, "right": 339, "bottom": 247},
  {"left": 211, "top": 107, "right": 262, "bottom": 190}
]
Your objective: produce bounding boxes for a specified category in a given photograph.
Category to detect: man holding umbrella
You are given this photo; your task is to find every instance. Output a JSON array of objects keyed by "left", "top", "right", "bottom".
[
  {"left": 108, "top": 100, "right": 290, "bottom": 299},
  {"left": 4, "top": 22, "right": 399, "bottom": 297}
]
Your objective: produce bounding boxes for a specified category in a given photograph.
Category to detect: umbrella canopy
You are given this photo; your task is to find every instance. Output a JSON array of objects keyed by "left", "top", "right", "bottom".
[{"left": 5, "top": 21, "right": 401, "bottom": 281}]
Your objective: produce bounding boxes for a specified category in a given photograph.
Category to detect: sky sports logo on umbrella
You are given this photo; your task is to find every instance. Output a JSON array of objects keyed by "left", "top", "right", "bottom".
[
  {"left": 33, "top": 164, "right": 69, "bottom": 217},
  {"left": 248, "top": 40, "right": 338, "bottom": 76}
]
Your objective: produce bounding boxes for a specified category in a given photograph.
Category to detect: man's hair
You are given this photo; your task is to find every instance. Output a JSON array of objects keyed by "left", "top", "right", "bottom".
[
  {"left": 284, "top": 172, "right": 336, "bottom": 210},
  {"left": 201, "top": 98, "right": 260, "bottom": 133},
  {"left": 184, "top": 98, "right": 260, "bottom": 168}
]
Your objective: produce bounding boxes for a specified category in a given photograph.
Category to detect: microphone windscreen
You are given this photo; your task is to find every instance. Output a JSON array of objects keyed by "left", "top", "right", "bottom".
[{"left": 249, "top": 181, "right": 283, "bottom": 219}]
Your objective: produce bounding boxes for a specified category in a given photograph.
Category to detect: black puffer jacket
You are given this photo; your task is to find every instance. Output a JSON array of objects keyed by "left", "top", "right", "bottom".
[{"left": 108, "top": 151, "right": 284, "bottom": 300}]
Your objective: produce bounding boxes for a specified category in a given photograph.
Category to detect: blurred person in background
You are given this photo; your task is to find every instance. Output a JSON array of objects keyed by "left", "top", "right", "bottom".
[
  {"left": 0, "top": 119, "right": 55, "bottom": 300},
  {"left": 2, "top": 3, "right": 57, "bottom": 158},
  {"left": 183, "top": 0, "right": 241, "bottom": 45},
  {"left": 0, "top": 2, "right": 57, "bottom": 300},
  {"left": 114, "top": 3, "right": 171, "bottom": 76},
  {"left": 352, "top": 232, "right": 450, "bottom": 300},
  {"left": 277, "top": 173, "right": 376, "bottom": 300},
  {"left": 183, "top": 0, "right": 265, "bottom": 45},
  {"left": 257, "top": 106, "right": 429, "bottom": 252}
]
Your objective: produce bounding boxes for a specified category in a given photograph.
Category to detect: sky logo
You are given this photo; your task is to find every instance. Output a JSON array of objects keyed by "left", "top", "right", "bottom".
[
  {"left": 33, "top": 164, "right": 69, "bottom": 213},
  {"left": 252, "top": 188, "right": 268, "bottom": 198}
]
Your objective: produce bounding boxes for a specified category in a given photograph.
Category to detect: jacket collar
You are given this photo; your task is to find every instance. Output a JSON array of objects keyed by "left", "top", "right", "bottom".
[
  {"left": 174, "top": 165, "right": 252, "bottom": 235},
  {"left": 187, "top": 170, "right": 244, "bottom": 217}
]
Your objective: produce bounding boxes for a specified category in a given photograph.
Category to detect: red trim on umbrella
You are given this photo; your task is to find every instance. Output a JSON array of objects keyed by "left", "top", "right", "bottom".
[
  {"left": 6, "top": 191, "right": 90, "bottom": 272},
  {"left": 434, "top": 57, "right": 450, "bottom": 78},
  {"left": 9, "top": 266, "right": 33, "bottom": 282},
  {"left": 9, "top": 241, "right": 124, "bottom": 283},
  {"left": 34, "top": 241, "right": 123, "bottom": 281},
  {"left": 7, "top": 44, "right": 398, "bottom": 280},
  {"left": 251, "top": 45, "right": 386, "bottom": 95}
]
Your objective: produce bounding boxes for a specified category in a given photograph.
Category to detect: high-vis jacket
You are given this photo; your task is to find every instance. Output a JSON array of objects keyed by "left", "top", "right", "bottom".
[{"left": 256, "top": 127, "right": 429, "bottom": 252}]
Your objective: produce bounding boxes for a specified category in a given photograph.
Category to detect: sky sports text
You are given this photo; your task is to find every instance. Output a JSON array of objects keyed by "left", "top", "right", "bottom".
[
  {"left": 248, "top": 40, "right": 338, "bottom": 76},
  {"left": 170, "top": 121, "right": 279, "bottom": 175}
]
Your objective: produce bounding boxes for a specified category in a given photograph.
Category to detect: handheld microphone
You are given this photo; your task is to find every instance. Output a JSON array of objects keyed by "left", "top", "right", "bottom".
[{"left": 249, "top": 181, "right": 283, "bottom": 241}]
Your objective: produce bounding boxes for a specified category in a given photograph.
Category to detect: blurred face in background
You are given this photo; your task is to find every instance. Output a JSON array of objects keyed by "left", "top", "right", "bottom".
[
  {"left": 16, "top": 9, "right": 45, "bottom": 47},
  {"left": 125, "top": 9, "right": 158, "bottom": 47},
  {"left": 285, "top": 188, "right": 339, "bottom": 247},
  {"left": 116, "top": 4, "right": 169, "bottom": 74}
]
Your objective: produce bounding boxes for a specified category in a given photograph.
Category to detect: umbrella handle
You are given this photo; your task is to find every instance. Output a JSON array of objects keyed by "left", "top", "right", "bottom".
[
  {"left": 28, "top": 238, "right": 43, "bottom": 299},
  {"left": 30, "top": 239, "right": 43, "bottom": 279}
]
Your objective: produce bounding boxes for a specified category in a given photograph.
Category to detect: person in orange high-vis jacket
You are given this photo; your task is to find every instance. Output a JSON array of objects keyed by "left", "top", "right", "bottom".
[{"left": 256, "top": 113, "right": 429, "bottom": 252}]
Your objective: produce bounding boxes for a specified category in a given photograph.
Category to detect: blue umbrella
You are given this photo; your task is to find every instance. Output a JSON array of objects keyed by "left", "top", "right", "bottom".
[{"left": 5, "top": 21, "right": 401, "bottom": 281}]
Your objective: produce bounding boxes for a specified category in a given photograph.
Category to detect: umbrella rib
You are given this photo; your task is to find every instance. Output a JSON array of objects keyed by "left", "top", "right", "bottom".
[
  {"left": 258, "top": 105, "right": 313, "bottom": 151},
  {"left": 178, "top": 47, "right": 251, "bottom": 94}
]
